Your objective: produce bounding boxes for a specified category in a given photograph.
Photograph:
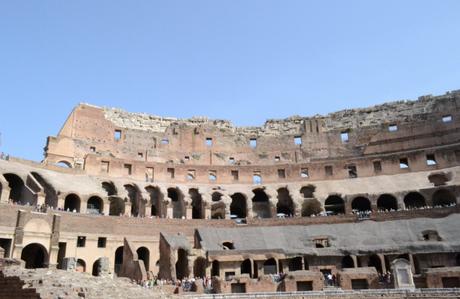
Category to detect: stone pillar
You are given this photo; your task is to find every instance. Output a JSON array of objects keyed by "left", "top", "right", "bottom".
[
  {"left": 351, "top": 255, "right": 358, "bottom": 268},
  {"left": 48, "top": 214, "right": 61, "bottom": 269},
  {"left": 391, "top": 258, "right": 415, "bottom": 290},
  {"left": 102, "top": 198, "right": 110, "bottom": 216},
  {"left": 124, "top": 202, "right": 132, "bottom": 216},
  {"left": 378, "top": 254, "right": 387, "bottom": 273},
  {"left": 204, "top": 207, "right": 211, "bottom": 219},
  {"left": 36, "top": 192, "right": 46, "bottom": 206},
  {"left": 80, "top": 198, "right": 87, "bottom": 214},
  {"left": 166, "top": 205, "right": 173, "bottom": 219},
  {"left": 57, "top": 195, "right": 65, "bottom": 210},
  {"left": 186, "top": 207, "right": 193, "bottom": 219},
  {"left": 0, "top": 184, "right": 10, "bottom": 203},
  {"left": 12, "top": 210, "right": 27, "bottom": 260}
]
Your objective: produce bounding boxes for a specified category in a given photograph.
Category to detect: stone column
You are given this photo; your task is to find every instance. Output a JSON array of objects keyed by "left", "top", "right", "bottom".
[
  {"left": 378, "top": 254, "right": 387, "bottom": 273},
  {"left": 36, "top": 192, "right": 46, "bottom": 207},
  {"left": 80, "top": 198, "right": 87, "bottom": 214},
  {"left": 102, "top": 198, "right": 110, "bottom": 216},
  {"left": 48, "top": 214, "right": 61, "bottom": 269},
  {"left": 12, "top": 210, "right": 27, "bottom": 260}
]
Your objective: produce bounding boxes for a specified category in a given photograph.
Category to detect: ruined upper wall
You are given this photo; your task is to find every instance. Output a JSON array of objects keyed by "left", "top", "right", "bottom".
[{"left": 102, "top": 90, "right": 460, "bottom": 135}]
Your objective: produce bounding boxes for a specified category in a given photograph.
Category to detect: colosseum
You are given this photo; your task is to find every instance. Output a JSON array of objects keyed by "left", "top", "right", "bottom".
[{"left": 1, "top": 91, "right": 460, "bottom": 298}]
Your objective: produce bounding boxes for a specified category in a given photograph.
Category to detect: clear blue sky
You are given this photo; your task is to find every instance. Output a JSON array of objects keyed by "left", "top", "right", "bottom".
[{"left": 1, "top": 1, "right": 459, "bottom": 162}]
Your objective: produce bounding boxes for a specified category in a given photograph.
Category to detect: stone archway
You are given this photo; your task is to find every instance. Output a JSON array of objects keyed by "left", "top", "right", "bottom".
[
  {"left": 377, "top": 194, "right": 398, "bottom": 211},
  {"left": 109, "top": 197, "right": 125, "bottom": 216},
  {"left": 276, "top": 188, "right": 294, "bottom": 216},
  {"left": 230, "top": 193, "right": 247, "bottom": 218},
  {"left": 114, "top": 246, "right": 124, "bottom": 275},
  {"left": 324, "top": 195, "right": 345, "bottom": 215},
  {"left": 193, "top": 257, "right": 207, "bottom": 278},
  {"left": 168, "top": 188, "right": 185, "bottom": 219},
  {"left": 404, "top": 192, "right": 426, "bottom": 209},
  {"left": 64, "top": 194, "right": 81, "bottom": 212},
  {"left": 87, "top": 196, "right": 103, "bottom": 214},
  {"left": 21, "top": 243, "right": 48, "bottom": 269},
  {"left": 252, "top": 189, "right": 271, "bottom": 218},
  {"left": 3, "top": 173, "right": 26, "bottom": 204},
  {"left": 351, "top": 197, "right": 371, "bottom": 212},
  {"left": 432, "top": 189, "right": 456, "bottom": 206},
  {"left": 189, "top": 188, "right": 204, "bottom": 219},
  {"left": 137, "top": 246, "right": 150, "bottom": 271}
]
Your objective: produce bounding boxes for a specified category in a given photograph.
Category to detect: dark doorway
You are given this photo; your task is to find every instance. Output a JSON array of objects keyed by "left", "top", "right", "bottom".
[
  {"left": 404, "top": 192, "right": 426, "bottom": 209},
  {"left": 432, "top": 189, "right": 456, "bottom": 206},
  {"left": 168, "top": 188, "right": 185, "bottom": 219},
  {"left": 324, "top": 195, "right": 345, "bottom": 215},
  {"left": 87, "top": 196, "right": 103, "bottom": 214},
  {"left": 352, "top": 197, "right": 371, "bottom": 212},
  {"left": 276, "top": 188, "right": 294, "bottom": 216},
  {"left": 230, "top": 193, "right": 247, "bottom": 218},
  {"left": 64, "top": 194, "right": 81, "bottom": 212},
  {"left": 377, "top": 194, "right": 398, "bottom": 211},
  {"left": 176, "top": 248, "right": 189, "bottom": 279},
  {"left": 114, "top": 246, "right": 124, "bottom": 275},
  {"left": 190, "top": 188, "right": 204, "bottom": 219},
  {"left": 241, "top": 259, "right": 252, "bottom": 277},
  {"left": 21, "top": 243, "right": 48, "bottom": 269},
  {"left": 252, "top": 189, "right": 271, "bottom": 218},
  {"left": 137, "top": 247, "right": 150, "bottom": 271}
]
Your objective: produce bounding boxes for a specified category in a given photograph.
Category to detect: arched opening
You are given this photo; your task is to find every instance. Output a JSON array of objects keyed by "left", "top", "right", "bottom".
[
  {"left": 109, "top": 197, "right": 125, "bottom": 216},
  {"left": 368, "top": 254, "right": 383, "bottom": 274},
  {"left": 64, "top": 194, "right": 81, "bottom": 212},
  {"left": 252, "top": 189, "right": 271, "bottom": 218},
  {"left": 211, "top": 202, "right": 226, "bottom": 219},
  {"left": 145, "top": 186, "right": 164, "bottom": 217},
  {"left": 276, "top": 188, "right": 294, "bottom": 216},
  {"left": 351, "top": 197, "right": 372, "bottom": 212},
  {"left": 114, "top": 246, "right": 123, "bottom": 275},
  {"left": 76, "top": 259, "right": 86, "bottom": 272},
  {"left": 241, "top": 259, "right": 252, "bottom": 277},
  {"left": 377, "top": 194, "right": 398, "bottom": 211},
  {"left": 189, "top": 188, "right": 204, "bottom": 219},
  {"left": 432, "top": 189, "right": 456, "bottom": 207},
  {"left": 300, "top": 185, "right": 315, "bottom": 198},
  {"left": 324, "top": 195, "right": 345, "bottom": 215},
  {"left": 3, "top": 173, "right": 25, "bottom": 204},
  {"left": 21, "top": 243, "right": 48, "bottom": 269},
  {"left": 56, "top": 161, "right": 72, "bottom": 168},
  {"left": 404, "top": 192, "right": 426, "bottom": 209},
  {"left": 31, "top": 172, "right": 58, "bottom": 208},
  {"left": 212, "top": 192, "right": 222, "bottom": 202},
  {"left": 87, "top": 196, "right": 103, "bottom": 214},
  {"left": 193, "top": 257, "right": 207, "bottom": 278},
  {"left": 176, "top": 248, "right": 189, "bottom": 279},
  {"left": 168, "top": 188, "right": 185, "bottom": 219},
  {"left": 230, "top": 193, "right": 247, "bottom": 218},
  {"left": 301, "top": 198, "right": 322, "bottom": 216},
  {"left": 288, "top": 257, "right": 303, "bottom": 271},
  {"left": 211, "top": 260, "right": 220, "bottom": 277},
  {"left": 102, "top": 182, "right": 117, "bottom": 196},
  {"left": 456, "top": 254, "right": 460, "bottom": 266},
  {"left": 92, "top": 258, "right": 104, "bottom": 276},
  {"left": 137, "top": 247, "right": 150, "bottom": 272},
  {"left": 263, "top": 258, "right": 277, "bottom": 275},
  {"left": 342, "top": 256, "right": 355, "bottom": 269},
  {"left": 124, "top": 184, "right": 142, "bottom": 217}
]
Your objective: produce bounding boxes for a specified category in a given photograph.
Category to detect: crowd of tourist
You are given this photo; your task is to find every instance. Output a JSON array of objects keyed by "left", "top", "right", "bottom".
[{"left": 137, "top": 275, "right": 214, "bottom": 293}]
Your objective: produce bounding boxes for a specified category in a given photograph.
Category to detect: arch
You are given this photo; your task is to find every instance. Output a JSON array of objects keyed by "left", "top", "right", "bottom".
[
  {"left": 87, "top": 196, "right": 103, "bottom": 214},
  {"left": 211, "top": 260, "right": 220, "bottom": 277},
  {"left": 3, "top": 173, "right": 25, "bottom": 204},
  {"left": 300, "top": 185, "right": 315, "bottom": 198},
  {"left": 64, "top": 194, "right": 81, "bottom": 212},
  {"left": 301, "top": 198, "right": 322, "bottom": 216},
  {"left": 368, "top": 254, "right": 383, "bottom": 274},
  {"left": 56, "top": 161, "right": 72, "bottom": 168},
  {"left": 31, "top": 172, "right": 58, "bottom": 208},
  {"left": 92, "top": 258, "right": 104, "bottom": 276},
  {"left": 263, "top": 258, "right": 277, "bottom": 275},
  {"left": 252, "top": 189, "right": 271, "bottom": 218},
  {"left": 76, "top": 259, "right": 86, "bottom": 272},
  {"left": 288, "top": 256, "right": 303, "bottom": 271},
  {"left": 137, "top": 246, "right": 150, "bottom": 272},
  {"left": 212, "top": 192, "right": 222, "bottom": 202},
  {"left": 377, "top": 194, "right": 398, "bottom": 211},
  {"left": 241, "top": 259, "right": 252, "bottom": 277},
  {"left": 145, "top": 186, "right": 164, "bottom": 217},
  {"left": 168, "top": 187, "right": 185, "bottom": 219},
  {"left": 351, "top": 197, "right": 371, "bottom": 212},
  {"left": 211, "top": 202, "right": 226, "bottom": 219},
  {"left": 114, "top": 246, "right": 123, "bottom": 275},
  {"left": 21, "top": 243, "right": 48, "bottom": 269},
  {"left": 324, "top": 195, "right": 345, "bottom": 215},
  {"left": 276, "top": 187, "right": 294, "bottom": 216},
  {"left": 404, "top": 192, "right": 426, "bottom": 209},
  {"left": 432, "top": 189, "right": 456, "bottom": 207},
  {"left": 109, "top": 197, "right": 125, "bottom": 216},
  {"left": 189, "top": 188, "right": 204, "bottom": 219},
  {"left": 124, "top": 184, "right": 142, "bottom": 217},
  {"left": 176, "top": 248, "right": 189, "bottom": 279},
  {"left": 230, "top": 193, "right": 247, "bottom": 218},
  {"left": 193, "top": 257, "right": 207, "bottom": 278},
  {"left": 342, "top": 255, "right": 355, "bottom": 269},
  {"left": 102, "top": 181, "right": 117, "bottom": 196}
]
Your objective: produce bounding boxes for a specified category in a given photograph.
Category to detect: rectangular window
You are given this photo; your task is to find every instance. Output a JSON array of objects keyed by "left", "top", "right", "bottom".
[
  {"left": 253, "top": 172, "right": 262, "bottom": 184},
  {"left": 274, "top": 156, "right": 281, "bottom": 162},
  {"left": 124, "top": 164, "right": 132, "bottom": 175},
  {"left": 388, "top": 124, "right": 398, "bottom": 132},
  {"left": 161, "top": 138, "right": 169, "bottom": 145},
  {"left": 167, "top": 168, "right": 175, "bottom": 179},
  {"left": 277, "top": 169, "right": 286, "bottom": 179},
  {"left": 90, "top": 146, "right": 96, "bottom": 152},
  {"left": 146, "top": 167, "right": 154, "bottom": 182},
  {"left": 138, "top": 152, "right": 144, "bottom": 158},
  {"left": 101, "top": 161, "right": 110, "bottom": 173},
  {"left": 300, "top": 168, "right": 309, "bottom": 178},
  {"left": 294, "top": 136, "right": 302, "bottom": 145},
  {"left": 442, "top": 115, "right": 453, "bottom": 123},
  {"left": 187, "top": 169, "right": 196, "bottom": 180},
  {"left": 114, "top": 130, "right": 122, "bottom": 141},
  {"left": 97, "top": 237, "right": 107, "bottom": 248},
  {"left": 347, "top": 165, "right": 357, "bottom": 178},
  {"left": 399, "top": 158, "right": 409, "bottom": 169},
  {"left": 426, "top": 154, "right": 437, "bottom": 166},
  {"left": 77, "top": 236, "right": 86, "bottom": 248},
  {"left": 209, "top": 170, "right": 217, "bottom": 182},
  {"left": 340, "top": 131, "right": 349, "bottom": 143},
  {"left": 231, "top": 170, "right": 239, "bottom": 181},
  {"left": 206, "top": 137, "right": 213, "bottom": 147},
  {"left": 184, "top": 156, "right": 190, "bottom": 161},
  {"left": 325, "top": 165, "right": 333, "bottom": 176},
  {"left": 373, "top": 160, "right": 382, "bottom": 173},
  {"left": 229, "top": 157, "right": 235, "bottom": 164},
  {"left": 250, "top": 138, "right": 257, "bottom": 148}
]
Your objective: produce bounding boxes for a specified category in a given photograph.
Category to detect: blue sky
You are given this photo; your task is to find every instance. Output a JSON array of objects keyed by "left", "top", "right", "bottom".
[{"left": 0, "top": 0, "right": 459, "bottom": 161}]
